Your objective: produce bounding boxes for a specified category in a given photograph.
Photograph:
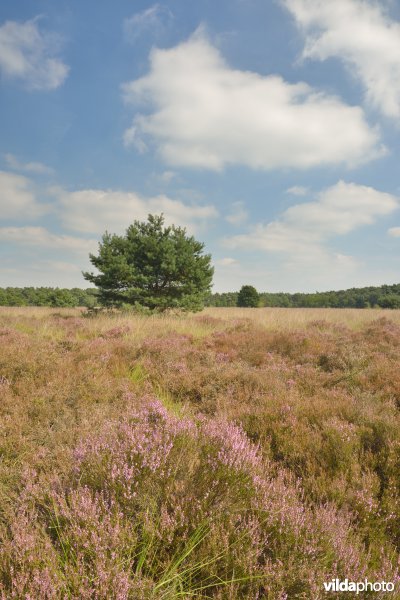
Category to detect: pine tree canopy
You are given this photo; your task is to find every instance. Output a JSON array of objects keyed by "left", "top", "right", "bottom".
[{"left": 83, "top": 214, "right": 214, "bottom": 312}]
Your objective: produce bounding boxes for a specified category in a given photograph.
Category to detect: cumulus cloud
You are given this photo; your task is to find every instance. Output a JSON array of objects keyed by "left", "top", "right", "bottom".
[
  {"left": 216, "top": 257, "right": 239, "bottom": 266},
  {"left": 122, "top": 30, "right": 382, "bottom": 171},
  {"left": 4, "top": 153, "right": 54, "bottom": 175},
  {"left": 123, "top": 4, "right": 173, "bottom": 42},
  {"left": 226, "top": 181, "right": 398, "bottom": 259},
  {"left": 122, "top": 125, "right": 148, "bottom": 152},
  {"left": 226, "top": 201, "right": 248, "bottom": 226},
  {"left": 54, "top": 187, "right": 218, "bottom": 235},
  {"left": 0, "top": 257, "right": 89, "bottom": 288},
  {"left": 0, "top": 170, "right": 47, "bottom": 219},
  {"left": 0, "top": 17, "right": 69, "bottom": 90},
  {"left": 286, "top": 185, "right": 308, "bottom": 196},
  {"left": 283, "top": 0, "right": 400, "bottom": 119},
  {"left": 159, "top": 170, "right": 176, "bottom": 184},
  {"left": 0, "top": 226, "right": 96, "bottom": 254},
  {"left": 388, "top": 226, "right": 400, "bottom": 237}
]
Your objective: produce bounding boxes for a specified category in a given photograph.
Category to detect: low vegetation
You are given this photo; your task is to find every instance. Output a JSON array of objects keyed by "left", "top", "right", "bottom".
[{"left": 0, "top": 307, "right": 399, "bottom": 598}]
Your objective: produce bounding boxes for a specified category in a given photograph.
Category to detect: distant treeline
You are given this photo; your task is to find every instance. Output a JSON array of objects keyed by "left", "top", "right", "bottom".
[
  {"left": 0, "top": 288, "right": 98, "bottom": 308},
  {"left": 1, "top": 283, "right": 400, "bottom": 309},
  {"left": 205, "top": 283, "right": 400, "bottom": 309}
]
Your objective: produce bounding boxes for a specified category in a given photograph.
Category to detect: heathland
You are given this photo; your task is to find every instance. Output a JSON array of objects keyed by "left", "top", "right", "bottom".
[{"left": 0, "top": 307, "right": 400, "bottom": 598}]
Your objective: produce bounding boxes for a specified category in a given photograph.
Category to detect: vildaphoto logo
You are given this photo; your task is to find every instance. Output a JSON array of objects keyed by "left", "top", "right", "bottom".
[{"left": 323, "top": 579, "right": 395, "bottom": 594}]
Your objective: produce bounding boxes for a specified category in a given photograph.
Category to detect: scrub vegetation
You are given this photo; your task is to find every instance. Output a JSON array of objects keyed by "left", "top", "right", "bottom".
[{"left": 0, "top": 307, "right": 399, "bottom": 598}]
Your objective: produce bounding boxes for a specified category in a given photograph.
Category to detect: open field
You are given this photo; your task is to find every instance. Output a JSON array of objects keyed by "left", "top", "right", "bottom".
[{"left": 1, "top": 307, "right": 400, "bottom": 598}]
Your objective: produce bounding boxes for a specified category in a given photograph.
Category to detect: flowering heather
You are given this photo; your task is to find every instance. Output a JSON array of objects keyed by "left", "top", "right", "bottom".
[
  {"left": 200, "top": 418, "right": 262, "bottom": 472},
  {"left": 0, "top": 307, "right": 400, "bottom": 597}
]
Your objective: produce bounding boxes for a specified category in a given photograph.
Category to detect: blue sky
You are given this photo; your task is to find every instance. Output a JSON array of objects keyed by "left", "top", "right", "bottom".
[{"left": 1, "top": 0, "right": 400, "bottom": 293}]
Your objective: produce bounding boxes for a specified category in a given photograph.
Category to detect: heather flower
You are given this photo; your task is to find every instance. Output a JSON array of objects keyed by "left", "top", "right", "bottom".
[
  {"left": 0, "top": 506, "right": 61, "bottom": 599},
  {"left": 201, "top": 418, "right": 262, "bottom": 472}
]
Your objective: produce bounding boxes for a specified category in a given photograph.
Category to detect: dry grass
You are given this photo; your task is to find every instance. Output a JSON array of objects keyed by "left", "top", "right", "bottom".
[
  {"left": 206, "top": 306, "right": 400, "bottom": 329},
  {"left": 0, "top": 306, "right": 399, "bottom": 598}
]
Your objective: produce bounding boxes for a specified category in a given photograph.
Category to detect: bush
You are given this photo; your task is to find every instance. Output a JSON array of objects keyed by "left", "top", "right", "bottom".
[{"left": 237, "top": 285, "right": 260, "bottom": 308}]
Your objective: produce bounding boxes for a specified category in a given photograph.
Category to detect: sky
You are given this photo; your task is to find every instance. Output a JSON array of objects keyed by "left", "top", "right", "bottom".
[{"left": 1, "top": 0, "right": 400, "bottom": 293}]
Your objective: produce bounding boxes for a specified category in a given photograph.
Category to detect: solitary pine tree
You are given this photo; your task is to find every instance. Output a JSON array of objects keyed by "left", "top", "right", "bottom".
[
  {"left": 83, "top": 214, "right": 213, "bottom": 312},
  {"left": 237, "top": 285, "right": 259, "bottom": 307}
]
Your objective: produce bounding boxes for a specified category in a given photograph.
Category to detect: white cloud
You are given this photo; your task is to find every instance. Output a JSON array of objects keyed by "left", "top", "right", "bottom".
[
  {"left": 216, "top": 257, "right": 239, "bottom": 266},
  {"left": 122, "top": 30, "right": 383, "bottom": 171},
  {"left": 122, "top": 125, "right": 148, "bottom": 152},
  {"left": 159, "top": 170, "right": 176, "bottom": 184},
  {"left": 0, "top": 17, "right": 69, "bottom": 90},
  {"left": 41, "top": 260, "right": 83, "bottom": 273},
  {"left": 283, "top": 0, "right": 400, "bottom": 118},
  {"left": 226, "top": 181, "right": 398, "bottom": 259},
  {"left": 0, "top": 226, "right": 96, "bottom": 254},
  {"left": 286, "top": 185, "right": 308, "bottom": 196},
  {"left": 0, "top": 170, "right": 47, "bottom": 219},
  {"left": 4, "top": 153, "right": 54, "bottom": 175},
  {"left": 226, "top": 201, "right": 248, "bottom": 226},
  {"left": 282, "top": 251, "right": 361, "bottom": 286},
  {"left": 123, "top": 4, "right": 173, "bottom": 42},
  {"left": 54, "top": 187, "right": 218, "bottom": 235},
  {"left": 0, "top": 257, "right": 88, "bottom": 288},
  {"left": 388, "top": 226, "right": 400, "bottom": 237}
]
